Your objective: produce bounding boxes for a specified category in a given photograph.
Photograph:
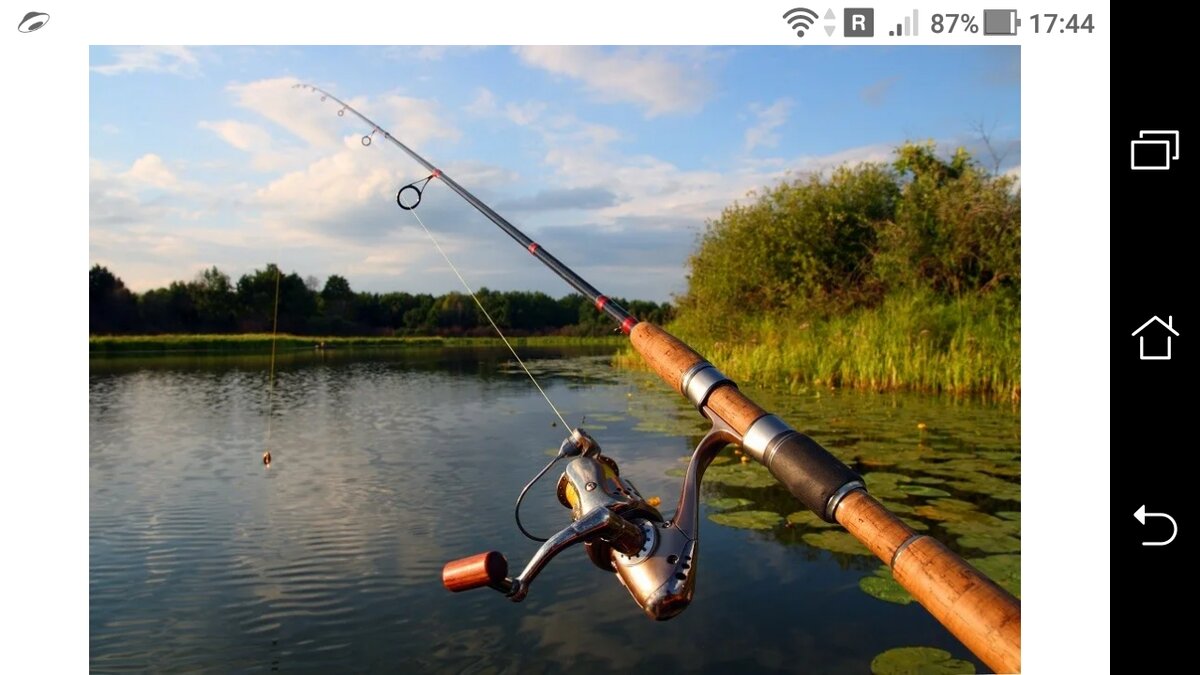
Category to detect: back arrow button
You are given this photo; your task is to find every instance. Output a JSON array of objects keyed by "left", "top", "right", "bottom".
[{"left": 1134, "top": 505, "right": 1178, "bottom": 546}]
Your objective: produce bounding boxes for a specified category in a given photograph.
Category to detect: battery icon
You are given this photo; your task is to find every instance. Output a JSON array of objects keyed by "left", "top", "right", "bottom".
[{"left": 982, "top": 9, "right": 1021, "bottom": 35}]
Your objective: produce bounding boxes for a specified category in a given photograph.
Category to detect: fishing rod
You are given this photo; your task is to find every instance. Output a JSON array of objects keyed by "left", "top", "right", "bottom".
[{"left": 296, "top": 84, "right": 1021, "bottom": 673}]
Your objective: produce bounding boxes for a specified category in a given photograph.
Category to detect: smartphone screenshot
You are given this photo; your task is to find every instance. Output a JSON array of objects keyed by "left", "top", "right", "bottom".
[{"left": 3, "top": 2, "right": 1116, "bottom": 672}]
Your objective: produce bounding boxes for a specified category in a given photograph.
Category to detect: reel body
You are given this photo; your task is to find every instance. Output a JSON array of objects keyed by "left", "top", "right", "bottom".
[{"left": 442, "top": 426, "right": 733, "bottom": 620}]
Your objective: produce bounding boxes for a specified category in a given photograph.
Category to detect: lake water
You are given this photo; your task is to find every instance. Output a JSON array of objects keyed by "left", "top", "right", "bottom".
[{"left": 90, "top": 347, "right": 1019, "bottom": 673}]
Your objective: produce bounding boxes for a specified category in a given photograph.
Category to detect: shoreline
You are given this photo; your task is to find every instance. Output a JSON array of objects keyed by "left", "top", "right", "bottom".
[{"left": 89, "top": 333, "right": 626, "bottom": 355}]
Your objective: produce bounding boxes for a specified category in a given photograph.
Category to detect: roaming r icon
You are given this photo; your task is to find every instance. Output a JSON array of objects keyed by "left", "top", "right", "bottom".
[{"left": 844, "top": 8, "right": 874, "bottom": 37}]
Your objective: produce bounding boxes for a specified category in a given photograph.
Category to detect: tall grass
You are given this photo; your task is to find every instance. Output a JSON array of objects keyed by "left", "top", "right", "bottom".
[{"left": 616, "top": 291, "right": 1019, "bottom": 400}]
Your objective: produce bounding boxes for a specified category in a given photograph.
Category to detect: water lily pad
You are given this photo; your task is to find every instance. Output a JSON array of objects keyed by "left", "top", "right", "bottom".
[
  {"left": 863, "top": 472, "right": 912, "bottom": 499},
  {"left": 865, "top": 472, "right": 912, "bottom": 484},
  {"left": 708, "top": 510, "right": 782, "bottom": 530},
  {"left": 882, "top": 501, "right": 916, "bottom": 515},
  {"left": 898, "top": 484, "right": 952, "bottom": 498},
  {"left": 924, "top": 498, "right": 978, "bottom": 512},
  {"left": 948, "top": 478, "right": 1020, "bottom": 503},
  {"left": 706, "top": 497, "right": 754, "bottom": 511},
  {"left": 870, "top": 646, "right": 976, "bottom": 675},
  {"left": 922, "top": 457, "right": 1016, "bottom": 478},
  {"left": 679, "top": 454, "right": 732, "bottom": 466},
  {"left": 996, "top": 511, "right": 1021, "bottom": 522},
  {"left": 942, "top": 517, "right": 1019, "bottom": 539},
  {"left": 980, "top": 450, "right": 1020, "bottom": 463},
  {"left": 704, "top": 462, "right": 778, "bottom": 488},
  {"left": 786, "top": 510, "right": 837, "bottom": 529},
  {"left": 630, "top": 400, "right": 707, "bottom": 436},
  {"left": 901, "top": 517, "right": 929, "bottom": 532},
  {"left": 970, "top": 554, "right": 1021, "bottom": 598},
  {"left": 859, "top": 567, "right": 913, "bottom": 605},
  {"left": 802, "top": 530, "right": 872, "bottom": 556},
  {"left": 957, "top": 533, "right": 1020, "bottom": 553},
  {"left": 911, "top": 476, "right": 947, "bottom": 485},
  {"left": 912, "top": 498, "right": 981, "bottom": 522},
  {"left": 859, "top": 457, "right": 899, "bottom": 469}
]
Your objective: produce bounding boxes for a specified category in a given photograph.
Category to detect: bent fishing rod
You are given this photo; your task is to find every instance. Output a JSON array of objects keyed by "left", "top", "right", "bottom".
[{"left": 296, "top": 84, "right": 1021, "bottom": 673}]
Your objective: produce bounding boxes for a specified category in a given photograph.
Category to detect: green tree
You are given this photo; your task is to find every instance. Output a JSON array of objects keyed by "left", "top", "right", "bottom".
[
  {"left": 89, "top": 265, "right": 138, "bottom": 333},
  {"left": 188, "top": 266, "right": 236, "bottom": 331},
  {"left": 878, "top": 142, "right": 1020, "bottom": 296},
  {"left": 320, "top": 274, "right": 357, "bottom": 333},
  {"left": 236, "top": 264, "right": 317, "bottom": 333},
  {"left": 139, "top": 282, "right": 195, "bottom": 332},
  {"left": 678, "top": 163, "right": 897, "bottom": 333}
]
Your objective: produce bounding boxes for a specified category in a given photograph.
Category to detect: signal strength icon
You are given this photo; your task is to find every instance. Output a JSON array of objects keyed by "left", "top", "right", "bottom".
[
  {"left": 783, "top": 7, "right": 819, "bottom": 37},
  {"left": 888, "top": 9, "right": 919, "bottom": 36}
]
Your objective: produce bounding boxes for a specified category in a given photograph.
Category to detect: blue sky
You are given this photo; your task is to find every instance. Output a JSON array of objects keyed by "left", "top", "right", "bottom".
[{"left": 89, "top": 46, "right": 1019, "bottom": 302}]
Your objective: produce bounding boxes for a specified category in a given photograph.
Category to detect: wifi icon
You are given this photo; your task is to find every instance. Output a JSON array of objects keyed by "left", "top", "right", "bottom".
[{"left": 783, "top": 7, "right": 819, "bottom": 37}]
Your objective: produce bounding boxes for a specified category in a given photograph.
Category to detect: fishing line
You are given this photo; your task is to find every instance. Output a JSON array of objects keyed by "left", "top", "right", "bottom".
[
  {"left": 404, "top": 205, "right": 571, "bottom": 431},
  {"left": 262, "top": 265, "right": 282, "bottom": 466}
]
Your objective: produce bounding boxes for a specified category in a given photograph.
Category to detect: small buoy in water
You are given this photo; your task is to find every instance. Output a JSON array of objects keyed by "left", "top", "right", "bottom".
[
  {"left": 262, "top": 451, "right": 272, "bottom": 466},
  {"left": 917, "top": 422, "right": 928, "bottom": 432},
  {"left": 647, "top": 496, "right": 662, "bottom": 508},
  {"left": 740, "top": 455, "right": 751, "bottom": 464}
]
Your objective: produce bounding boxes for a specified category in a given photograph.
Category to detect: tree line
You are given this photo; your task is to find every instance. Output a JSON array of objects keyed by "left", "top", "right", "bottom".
[{"left": 89, "top": 264, "right": 673, "bottom": 337}]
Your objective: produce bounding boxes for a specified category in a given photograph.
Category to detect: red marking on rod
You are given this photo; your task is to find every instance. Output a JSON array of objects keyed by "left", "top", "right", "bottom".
[
  {"left": 528, "top": 242, "right": 540, "bottom": 254},
  {"left": 620, "top": 317, "right": 637, "bottom": 335},
  {"left": 595, "top": 295, "right": 608, "bottom": 311},
  {"left": 431, "top": 169, "right": 442, "bottom": 178}
]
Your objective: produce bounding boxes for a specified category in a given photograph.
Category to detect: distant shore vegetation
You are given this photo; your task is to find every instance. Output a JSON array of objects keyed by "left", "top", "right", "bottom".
[
  {"left": 90, "top": 265, "right": 672, "bottom": 340},
  {"left": 89, "top": 334, "right": 626, "bottom": 354}
]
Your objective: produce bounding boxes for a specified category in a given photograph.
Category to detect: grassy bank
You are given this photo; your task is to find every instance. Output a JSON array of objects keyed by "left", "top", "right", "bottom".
[
  {"left": 90, "top": 333, "right": 626, "bottom": 354},
  {"left": 616, "top": 292, "right": 1019, "bottom": 400},
  {"left": 631, "top": 144, "right": 1021, "bottom": 400}
]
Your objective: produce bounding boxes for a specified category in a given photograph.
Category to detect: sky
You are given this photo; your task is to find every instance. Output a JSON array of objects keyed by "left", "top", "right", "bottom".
[{"left": 89, "top": 45, "right": 1020, "bottom": 302}]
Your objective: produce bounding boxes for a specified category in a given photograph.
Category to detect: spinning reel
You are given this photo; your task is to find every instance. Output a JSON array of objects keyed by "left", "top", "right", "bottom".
[{"left": 442, "top": 424, "right": 736, "bottom": 620}]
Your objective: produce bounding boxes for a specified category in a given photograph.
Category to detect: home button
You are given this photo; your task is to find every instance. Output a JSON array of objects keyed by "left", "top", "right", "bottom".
[{"left": 1131, "top": 315, "right": 1178, "bottom": 361}]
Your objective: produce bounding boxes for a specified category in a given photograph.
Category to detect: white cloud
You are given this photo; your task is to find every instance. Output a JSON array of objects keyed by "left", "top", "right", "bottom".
[
  {"left": 225, "top": 78, "right": 460, "bottom": 151},
  {"left": 505, "top": 101, "right": 546, "bottom": 126},
  {"left": 198, "top": 119, "right": 307, "bottom": 172},
  {"left": 254, "top": 150, "right": 400, "bottom": 223},
  {"left": 123, "top": 154, "right": 180, "bottom": 190},
  {"left": 202, "top": 79, "right": 460, "bottom": 174},
  {"left": 227, "top": 78, "right": 343, "bottom": 148},
  {"left": 744, "top": 99, "right": 793, "bottom": 153},
  {"left": 91, "top": 46, "right": 200, "bottom": 76},
  {"left": 513, "top": 46, "right": 711, "bottom": 117},
  {"left": 376, "top": 94, "right": 462, "bottom": 146},
  {"left": 465, "top": 88, "right": 497, "bottom": 116},
  {"left": 465, "top": 88, "right": 546, "bottom": 127},
  {"left": 198, "top": 120, "right": 272, "bottom": 153}
]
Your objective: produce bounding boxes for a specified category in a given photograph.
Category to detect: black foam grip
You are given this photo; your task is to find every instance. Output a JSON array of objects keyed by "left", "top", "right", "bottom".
[{"left": 764, "top": 431, "right": 862, "bottom": 522}]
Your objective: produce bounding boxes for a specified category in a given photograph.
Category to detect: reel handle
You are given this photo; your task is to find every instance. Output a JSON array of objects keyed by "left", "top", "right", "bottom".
[{"left": 442, "top": 551, "right": 512, "bottom": 593}]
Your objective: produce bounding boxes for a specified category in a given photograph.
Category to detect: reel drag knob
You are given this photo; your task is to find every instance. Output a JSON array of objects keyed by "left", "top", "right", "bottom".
[{"left": 442, "top": 551, "right": 512, "bottom": 593}]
